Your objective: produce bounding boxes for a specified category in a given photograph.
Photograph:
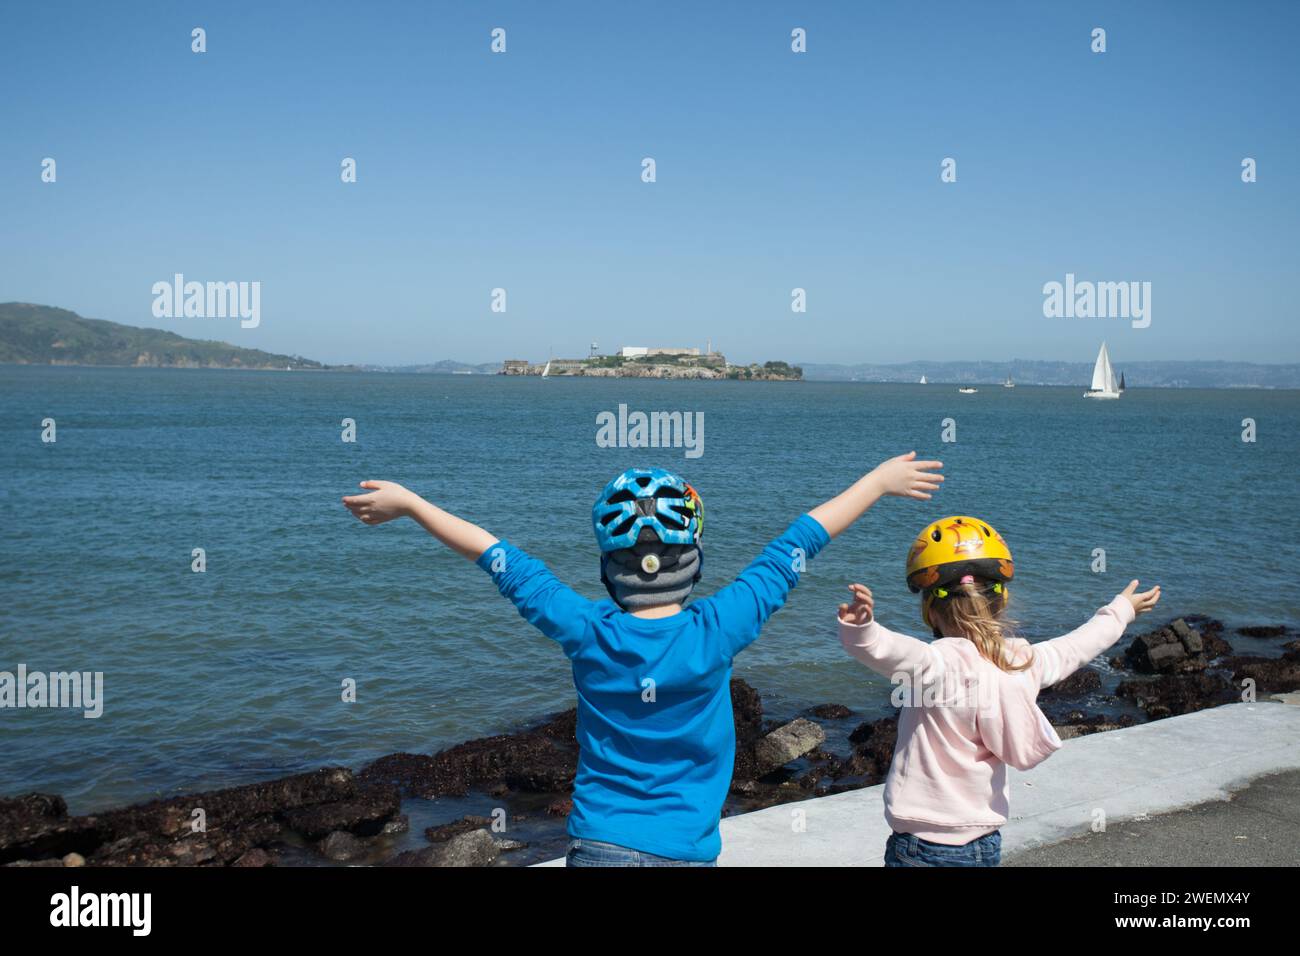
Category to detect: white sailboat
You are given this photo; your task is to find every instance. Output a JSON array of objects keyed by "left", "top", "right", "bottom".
[
  {"left": 1003, "top": 375, "right": 1015, "bottom": 388},
  {"left": 541, "top": 359, "right": 552, "bottom": 378},
  {"left": 1084, "top": 342, "right": 1121, "bottom": 399},
  {"left": 919, "top": 375, "right": 927, "bottom": 385}
]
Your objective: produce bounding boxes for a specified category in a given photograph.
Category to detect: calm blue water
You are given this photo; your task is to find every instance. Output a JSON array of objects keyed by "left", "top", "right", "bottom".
[{"left": 3, "top": 366, "right": 1298, "bottom": 812}]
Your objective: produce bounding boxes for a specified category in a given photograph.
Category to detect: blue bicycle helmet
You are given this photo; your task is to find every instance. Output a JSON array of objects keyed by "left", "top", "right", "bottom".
[{"left": 592, "top": 467, "right": 704, "bottom": 552}]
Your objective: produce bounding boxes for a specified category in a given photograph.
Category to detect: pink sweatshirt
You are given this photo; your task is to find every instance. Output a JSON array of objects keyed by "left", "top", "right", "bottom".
[{"left": 838, "top": 595, "right": 1136, "bottom": 845}]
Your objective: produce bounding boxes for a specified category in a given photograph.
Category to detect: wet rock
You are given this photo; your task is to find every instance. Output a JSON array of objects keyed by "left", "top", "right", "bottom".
[
  {"left": 360, "top": 730, "right": 575, "bottom": 799},
  {"left": 544, "top": 798, "right": 572, "bottom": 817},
  {"left": 385, "top": 829, "right": 500, "bottom": 867},
  {"left": 754, "top": 718, "right": 826, "bottom": 775},
  {"left": 1284, "top": 641, "right": 1300, "bottom": 660},
  {"left": 381, "top": 815, "right": 409, "bottom": 836},
  {"left": 729, "top": 679, "right": 767, "bottom": 782},
  {"left": 0, "top": 793, "right": 107, "bottom": 866},
  {"left": 1237, "top": 625, "right": 1288, "bottom": 639},
  {"left": 232, "top": 848, "right": 274, "bottom": 867},
  {"left": 1116, "top": 673, "right": 1235, "bottom": 719},
  {"left": 1225, "top": 656, "right": 1300, "bottom": 694},
  {"left": 808, "top": 703, "right": 853, "bottom": 719},
  {"left": 1052, "top": 712, "right": 1137, "bottom": 740},
  {"left": 5, "top": 858, "right": 65, "bottom": 867},
  {"left": 493, "top": 838, "right": 528, "bottom": 852},
  {"left": 319, "top": 831, "right": 366, "bottom": 862},
  {"left": 425, "top": 815, "right": 494, "bottom": 843},
  {"left": 1123, "top": 619, "right": 1214, "bottom": 674},
  {"left": 280, "top": 784, "right": 401, "bottom": 840},
  {"left": 1040, "top": 669, "right": 1102, "bottom": 696},
  {"left": 847, "top": 716, "right": 899, "bottom": 784},
  {"left": 1202, "top": 631, "right": 1234, "bottom": 660}
]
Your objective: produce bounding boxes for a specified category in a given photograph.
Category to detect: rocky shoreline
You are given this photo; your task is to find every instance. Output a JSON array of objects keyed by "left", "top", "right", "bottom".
[{"left": 4, "top": 616, "right": 1298, "bottom": 868}]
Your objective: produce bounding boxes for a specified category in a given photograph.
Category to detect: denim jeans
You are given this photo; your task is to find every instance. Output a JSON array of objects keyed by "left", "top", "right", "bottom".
[
  {"left": 565, "top": 838, "right": 717, "bottom": 867},
  {"left": 884, "top": 830, "right": 1002, "bottom": 867}
]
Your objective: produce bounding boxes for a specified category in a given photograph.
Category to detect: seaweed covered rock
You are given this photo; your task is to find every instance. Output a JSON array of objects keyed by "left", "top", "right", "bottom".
[
  {"left": 1116, "top": 673, "right": 1236, "bottom": 719},
  {"left": 1123, "top": 619, "right": 1220, "bottom": 674},
  {"left": 0, "top": 794, "right": 107, "bottom": 866},
  {"left": 385, "top": 828, "right": 500, "bottom": 867},
  {"left": 1224, "top": 656, "right": 1300, "bottom": 694}
]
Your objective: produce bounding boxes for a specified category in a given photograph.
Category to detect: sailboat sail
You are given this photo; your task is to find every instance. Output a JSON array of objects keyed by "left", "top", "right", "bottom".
[
  {"left": 1090, "top": 343, "right": 1114, "bottom": 392},
  {"left": 1119, "top": 371, "right": 1126, "bottom": 391},
  {"left": 1085, "top": 343, "right": 1121, "bottom": 398}
]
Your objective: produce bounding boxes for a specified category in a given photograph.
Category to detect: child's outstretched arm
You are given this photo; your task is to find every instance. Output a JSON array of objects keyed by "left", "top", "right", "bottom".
[
  {"left": 342, "top": 480, "right": 498, "bottom": 560},
  {"left": 837, "top": 584, "right": 945, "bottom": 683},
  {"left": 343, "top": 479, "right": 596, "bottom": 656},
  {"left": 1033, "top": 580, "right": 1161, "bottom": 688},
  {"left": 808, "top": 452, "right": 943, "bottom": 538},
  {"left": 699, "top": 452, "right": 943, "bottom": 661}
]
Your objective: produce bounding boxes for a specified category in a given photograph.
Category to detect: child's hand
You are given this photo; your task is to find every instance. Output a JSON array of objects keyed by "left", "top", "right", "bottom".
[
  {"left": 1120, "top": 579, "right": 1161, "bottom": 615},
  {"left": 871, "top": 451, "right": 944, "bottom": 500},
  {"left": 342, "top": 480, "right": 417, "bottom": 525},
  {"left": 838, "top": 583, "right": 875, "bottom": 626}
]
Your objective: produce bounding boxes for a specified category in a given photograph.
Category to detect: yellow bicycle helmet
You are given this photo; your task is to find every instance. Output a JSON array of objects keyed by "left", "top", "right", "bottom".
[{"left": 906, "top": 515, "right": 1014, "bottom": 624}]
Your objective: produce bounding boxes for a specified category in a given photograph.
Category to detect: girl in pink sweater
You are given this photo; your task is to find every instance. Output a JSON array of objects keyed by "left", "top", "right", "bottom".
[{"left": 836, "top": 515, "right": 1160, "bottom": 867}]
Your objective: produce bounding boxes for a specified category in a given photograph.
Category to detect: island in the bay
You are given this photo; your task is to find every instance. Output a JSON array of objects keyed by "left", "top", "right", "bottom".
[{"left": 502, "top": 345, "right": 803, "bottom": 381}]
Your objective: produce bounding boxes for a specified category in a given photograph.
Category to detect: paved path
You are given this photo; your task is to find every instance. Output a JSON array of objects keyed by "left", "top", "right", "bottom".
[{"left": 535, "top": 699, "right": 1300, "bottom": 866}]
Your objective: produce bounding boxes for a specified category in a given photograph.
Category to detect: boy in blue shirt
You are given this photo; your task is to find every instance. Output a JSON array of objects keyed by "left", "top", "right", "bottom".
[{"left": 342, "top": 452, "right": 942, "bottom": 865}]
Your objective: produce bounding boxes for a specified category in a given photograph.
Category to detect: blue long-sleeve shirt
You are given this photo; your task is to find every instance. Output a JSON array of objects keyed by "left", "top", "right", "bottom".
[{"left": 476, "top": 514, "right": 832, "bottom": 861}]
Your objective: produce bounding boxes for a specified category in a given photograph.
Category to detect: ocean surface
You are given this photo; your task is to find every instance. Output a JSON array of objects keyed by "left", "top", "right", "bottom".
[{"left": 3, "top": 366, "right": 1299, "bottom": 813}]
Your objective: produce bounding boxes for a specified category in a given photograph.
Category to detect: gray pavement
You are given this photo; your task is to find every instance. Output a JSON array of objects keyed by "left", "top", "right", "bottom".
[{"left": 1006, "top": 769, "right": 1300, "bottom": 866}]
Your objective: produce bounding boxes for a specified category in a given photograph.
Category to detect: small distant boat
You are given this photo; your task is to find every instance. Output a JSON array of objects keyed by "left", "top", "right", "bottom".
[
  {"left": 1002, "top": 376, "right": 1015, "bottom": 389},
  {"left": 452, "top": 370, "right": 472, "bottom": 375},
  {"left": 958, "top": 386, "right": 978, "bottom": 394},
  {"left": 1084, "top": 342, "right": 1121, "bottom": 399},
  {"left": 919, "top": 375, "right": 927, "bottom": 385},
  {"left": 541, "top": 359, "right": 552, "bottom": 378},
  {"left": 1119, "top": 371, "right": 1126, "bottom": 392}
]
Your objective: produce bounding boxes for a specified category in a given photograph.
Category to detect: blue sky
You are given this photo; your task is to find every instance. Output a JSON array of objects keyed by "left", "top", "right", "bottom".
[{"left": 2, "top": 1, "right": 1296, "bottom": 365}]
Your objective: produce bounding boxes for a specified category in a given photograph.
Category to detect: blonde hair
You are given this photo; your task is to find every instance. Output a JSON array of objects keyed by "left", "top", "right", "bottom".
[{"left": 925, "top": 582, "right": 1031, "bottom": 673}]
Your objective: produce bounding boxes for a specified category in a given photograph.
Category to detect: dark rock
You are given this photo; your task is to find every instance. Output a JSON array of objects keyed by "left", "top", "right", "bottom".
[
  {"left": 280, "top": 785, "right": 401, "bottom": 840},
  {"left": 1116, "top": 673, "right": 1235, "bottom": 719},
  {"left": 5, "top": 858, "right": 65, "bottom": 867},
  {"left": 754, "top": 719, "right": 826, "bottom": 775},
  {"left": 360, "top": 731, "right": 575, "bottom": 799},
  {"left": 1283, "top": 641, "right": 1300, "bottom": 660},
  {"left": 425, "top": 815, "right": 494, "bottom": 843},
  {"left": 319, "top": 831, "right": 366, "bottom": 862},
  {"left": 381, "top": 815, "right": 409, "bottom": 836},
  {"left": 232, "top": 848, "right": 274, "bottom": 867},
  {"left": 1202, "top": 631, "right": 1234, "bottom": 659},
  {"left": 1040, "top": 669, "right": 1102, "bottom": 696},
  {"left": 385, "top": 829, "right": 499, "bottom": 867},
  {"left": 846, "top": 716, "right": 899, "bottom": 784},
  {"left": 1123, "top": 619, "right": 1214, "bottom": 674},
  {"left": 1237, "top": 625, "right": 1288, "bottom": 639},
  {"left": 1225, "top": 656, "right": 1300, "bottom": 694},
  {"left": 729, "top": 678, "right": 767, "bottom": 782},
  {"left": 0, "top": 793, "right": 107, "bottom": 866},
  {"left": 808, "top": 703, "right": 853, "bottom": 719},
  {"left": 544, "top": 798, "right": 572, "bottom": 817},
  {"left": 1052, "top": 713, "right": 1137, "bottom": 740}
]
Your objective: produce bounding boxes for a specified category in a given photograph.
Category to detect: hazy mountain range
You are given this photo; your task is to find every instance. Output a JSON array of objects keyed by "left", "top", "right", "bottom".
[{"left": 3, "top": 304, "right": 1298, "bottom": 388}]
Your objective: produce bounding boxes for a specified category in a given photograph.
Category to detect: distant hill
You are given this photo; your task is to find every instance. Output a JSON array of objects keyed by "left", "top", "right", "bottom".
[
  {"left": 359, "top": 360, "right": 503, "bottom": 375},
  {"left": 798, "top": 359, "right": 1300, "bottom": 389},
  {"left": 0, "top": 303, "right": 336, "bottom": 370}
]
